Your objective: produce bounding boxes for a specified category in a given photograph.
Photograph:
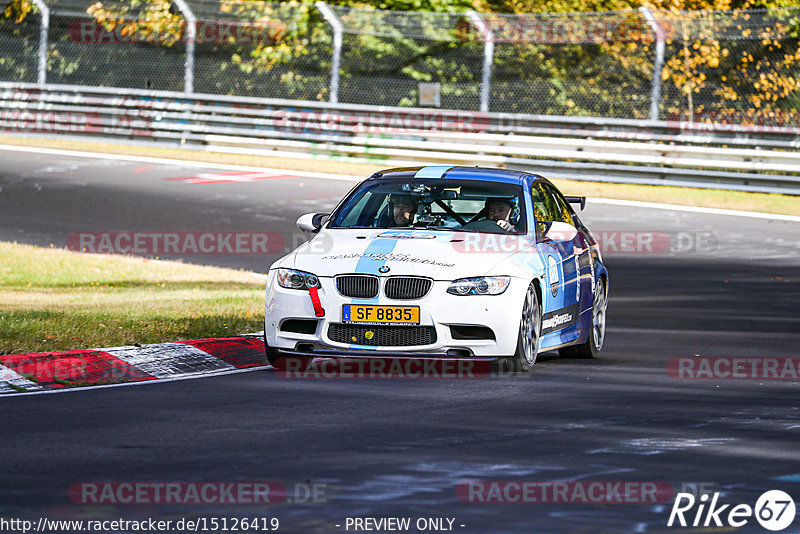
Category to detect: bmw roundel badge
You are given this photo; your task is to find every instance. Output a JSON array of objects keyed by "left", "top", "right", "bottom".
[{"left": 378, "top": 265, "right": 390, "bottom": 273}]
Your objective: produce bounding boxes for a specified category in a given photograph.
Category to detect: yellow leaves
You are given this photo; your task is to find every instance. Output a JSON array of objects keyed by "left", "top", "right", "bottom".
[
  {"left": 4, "top": 0, "right": 32, "bottom": 23},
  {"left": 86, "top": 0, "right": 185, "bottom": 46},
  {"left": 716, "top": 85, "right": 738, "bottom": 101},
  {"left": 658, "top": 6, "right": 799, "bottom": 123},
  {"left": 663, "top": 35, "right": 723, "bottom": 101}
]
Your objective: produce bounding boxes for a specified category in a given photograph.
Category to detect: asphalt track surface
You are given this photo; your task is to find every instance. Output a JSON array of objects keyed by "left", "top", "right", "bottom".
[{"left": 1, "top": 147, "right": 800, "bottom": 533}]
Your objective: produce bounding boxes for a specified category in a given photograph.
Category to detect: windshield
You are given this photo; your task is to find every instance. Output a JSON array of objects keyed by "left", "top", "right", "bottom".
[{"left": 329, "top": 179, "right": 526, "bottom": 234}]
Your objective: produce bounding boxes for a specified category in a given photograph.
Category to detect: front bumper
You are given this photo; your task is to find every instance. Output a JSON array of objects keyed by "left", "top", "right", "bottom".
[
  {"left": 264, "top": 271, "right": 526, "bottom": 358},
  {"left": 273, "top": 348, "right": 498, "bottom": 360}
]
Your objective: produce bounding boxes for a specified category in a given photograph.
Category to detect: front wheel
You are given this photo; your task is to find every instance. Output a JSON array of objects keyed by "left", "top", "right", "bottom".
[
  {"left": 499, "top": 282, "right": 542, "bottom": 372},
  {"left": 264, "top": 333, "right": 312, "bottom": 370},
  {"left": 559, "top": 277, "right": 607, "bottom": 359}
]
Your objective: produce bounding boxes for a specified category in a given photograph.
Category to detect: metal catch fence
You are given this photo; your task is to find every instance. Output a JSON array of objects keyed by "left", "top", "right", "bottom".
[{"left": 0, "top": 1, "right": 798, "bottom": 126}]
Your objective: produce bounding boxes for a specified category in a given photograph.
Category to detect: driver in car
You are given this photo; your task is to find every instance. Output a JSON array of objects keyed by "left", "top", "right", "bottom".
[
  {"left": 389, "top": 194, "right": 419, "bottom": 227},
  {"left": 485, "top": 197, "right": 517, "bottom": 232}
]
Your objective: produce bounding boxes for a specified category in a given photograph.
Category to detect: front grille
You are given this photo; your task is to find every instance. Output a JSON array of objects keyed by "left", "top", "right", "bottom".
[
  {"left": 328, "top": 324, "right": 437, "bottom": 347},
  {"left": 336, "top": 275, "right": 379, "bottom": 298},
  {"left": 385, "top": 277, "right": 433, "bottom": 300}
]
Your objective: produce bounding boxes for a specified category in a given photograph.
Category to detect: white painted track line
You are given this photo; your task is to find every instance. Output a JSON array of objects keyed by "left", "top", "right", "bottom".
[
  {"left": 1, "top": 143, "right": 796, "bottom": 221},
  {"left": 0, "top": 144, "right": 359, "bottom": 182}
]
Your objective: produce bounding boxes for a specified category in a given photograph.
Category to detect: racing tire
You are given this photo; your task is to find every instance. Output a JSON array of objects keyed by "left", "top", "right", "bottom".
[
  {"left": 263, "top": 333, "right": 312, "bottom": 371},
  {"left": 499, "top": 282, "right": 542, "bottom": 373},
  {"left": 559, "top": 277, "right": 607, "bottom": 359}
]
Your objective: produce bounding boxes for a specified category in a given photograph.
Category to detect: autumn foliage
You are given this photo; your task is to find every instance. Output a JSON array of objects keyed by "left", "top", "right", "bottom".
[{"left": 2, "top": 0, "right": 798, "bottom": 125}]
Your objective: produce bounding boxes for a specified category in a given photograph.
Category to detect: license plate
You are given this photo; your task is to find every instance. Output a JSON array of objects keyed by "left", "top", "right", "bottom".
[{"left": 342, "top": 305, "right": 420, "bottom": 325}]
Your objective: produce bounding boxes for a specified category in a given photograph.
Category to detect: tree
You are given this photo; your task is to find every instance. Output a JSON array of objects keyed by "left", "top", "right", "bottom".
[{"left": 2, "top": 0, "right": 797, "bottom": 124}]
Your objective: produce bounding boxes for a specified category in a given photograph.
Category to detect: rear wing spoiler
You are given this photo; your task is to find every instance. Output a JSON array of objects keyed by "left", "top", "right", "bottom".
[{"left": 565, "top": 196, "right": 586, "bottom": 211}]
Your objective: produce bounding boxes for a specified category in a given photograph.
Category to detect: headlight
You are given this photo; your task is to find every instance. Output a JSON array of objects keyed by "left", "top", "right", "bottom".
[
  {"left": 277, "top": 268, "right": 321, "bottom": 290},
  {"left": 447, "top": 276, "right": 510, "bottom": 295}
]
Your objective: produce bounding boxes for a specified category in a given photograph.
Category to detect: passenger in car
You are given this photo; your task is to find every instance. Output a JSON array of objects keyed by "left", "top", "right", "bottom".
[{"left": 485, "top": 197, "right": 517, "bottom": 232}]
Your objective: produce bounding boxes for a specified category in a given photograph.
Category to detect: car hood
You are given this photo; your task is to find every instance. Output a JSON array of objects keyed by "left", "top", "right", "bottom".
[{"left": 275, "top": 228, "right": 536, "bottom": 280}]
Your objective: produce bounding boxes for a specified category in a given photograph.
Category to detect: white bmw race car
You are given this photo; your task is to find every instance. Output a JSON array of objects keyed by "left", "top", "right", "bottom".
[{"left": 264, "top": 166, "right": 608, "bottom": 371}]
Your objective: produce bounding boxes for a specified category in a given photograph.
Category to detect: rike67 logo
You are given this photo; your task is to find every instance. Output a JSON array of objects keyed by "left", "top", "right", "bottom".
[{"left": 668, "top": 490, "right": 796, "bottom": 531}]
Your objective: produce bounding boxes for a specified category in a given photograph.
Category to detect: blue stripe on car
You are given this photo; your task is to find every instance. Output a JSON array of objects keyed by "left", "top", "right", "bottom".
[
  {"left": 348, "top": 344, "right": 378, "bottom": 351},
  {"left": 346, "top": 235, "right": 400, "bottom": 350},
  {"left": 442, "top": 167, "right": 524, "bottom": 184},
  {"left": 413, "top": 166, "right": 453, "bottom": 179},
  {"left": 353, "top": 236, "right": 398, "bottom": 279}
]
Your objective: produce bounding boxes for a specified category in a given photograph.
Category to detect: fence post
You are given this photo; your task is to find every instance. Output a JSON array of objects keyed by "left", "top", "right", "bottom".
[
  {"left": 640, "top": 7, "right": 665, "bottom": 121},
  {"left": 172, "top": 0, "right": 196, "bottom": 93},
  {"left": 30, "top": 0, "right": 49, "bottom": 86},
  {"left": 315, "top": 1, "right": 341, "bottom": 104},
  {"left": 467, "top": 10, "right": 494, "bottom": 113}
]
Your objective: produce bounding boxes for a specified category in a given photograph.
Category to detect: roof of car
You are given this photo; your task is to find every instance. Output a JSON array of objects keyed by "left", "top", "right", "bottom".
[{"left": 368, "top": 166, "right": 537, "bottom": 185}]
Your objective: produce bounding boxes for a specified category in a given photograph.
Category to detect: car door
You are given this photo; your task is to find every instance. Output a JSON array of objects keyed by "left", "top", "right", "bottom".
[
  {"left": 531, "top": 182, "right": 581, "bottom": 339},
  {"left": 545, "top": 183, "right": 595, "bottom": 311}
]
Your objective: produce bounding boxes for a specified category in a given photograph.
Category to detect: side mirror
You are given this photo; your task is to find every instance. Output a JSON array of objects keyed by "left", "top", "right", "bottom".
[
  {"left": 297, "top": 213, "right": 329, "bottom": 233},
  {"left": 544, "top": 221, "right": 578, "bottom": 242},
  {"left": 564, "top": 196, "right": 586, "bottom": 210}
]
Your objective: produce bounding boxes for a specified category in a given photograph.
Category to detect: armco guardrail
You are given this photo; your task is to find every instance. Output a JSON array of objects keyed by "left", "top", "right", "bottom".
[{"left": 2, "top": 82, "right": 800, "bottom": 195}]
